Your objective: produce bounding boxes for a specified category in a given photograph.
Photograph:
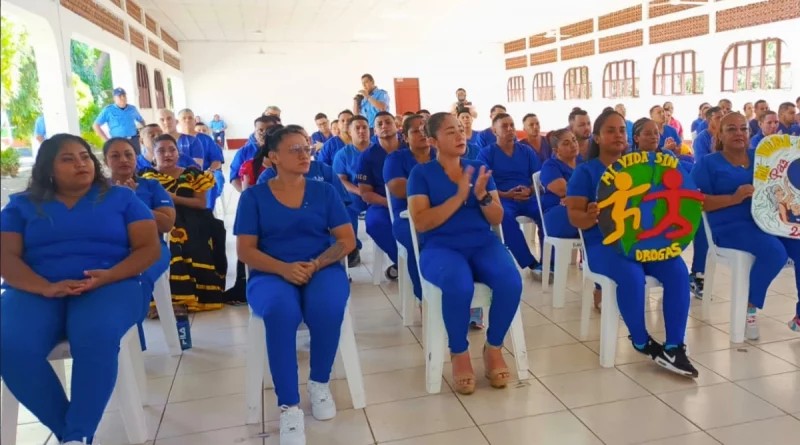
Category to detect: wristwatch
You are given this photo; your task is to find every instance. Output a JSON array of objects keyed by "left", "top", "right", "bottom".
[{"left": 478, "top": 193, "right": 493, "bottom": 206}]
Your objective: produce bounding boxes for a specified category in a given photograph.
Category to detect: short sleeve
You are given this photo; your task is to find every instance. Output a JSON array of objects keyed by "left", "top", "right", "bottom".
[
  {"left": 527, "top": 146, "right": 542, "bottom": 174},
  {"left": 206, "top": 140, "right": 224, "bottom": 163},
  {"left": 407, "top": 165, "right": 429, "bottom": 198},
  {"left": 476, "top": 147, "right": 492, "bottom": 167},
  {"left": 188, "top": 137, "right": 204, "bottom": 159},
  {"left": 356, "top": 150, "right": 371, "bottom": 186},
  {"left": 325, "top": 184, "right": 351, "bottom": 230},
  {"left": 133, "top": 107, "right": 145, "bottom": 123},
  {"left": 333, "top": 150, "right": 348, "bottom": 177},
  {"left": 311, "top": 132, "right": 323, "bottom": 145},
  {"left": 123, "top": 189, "right": 156, "bottom": 224},
  {"left": 34, "top": 117, "right": 46, "bottom": 137},
  {"left": 691, "top": 156, "right": 713, "bottom": 195},
  {"left": 94, "top": 107, "right": 109, "bottom": 125},
  {"left": 383, "top": 152, "right": 406, "bottom": 183},
  {"left": 258, "top": 168, "right": 276, "bottom": 185},
  {"left": 329, "top": 170, "right": 351, "bottom": 204},
  {"left": 486, "top": 174, "right": 497, "bottom": 192},
  {"left": 0, "top": 197, "right": 26, "bottom": 233},
  {"left": 673, "top": 127, "right": 683, "bottom": 147},
  {"left": 693, "top": 134, "right": 710, "bottom": 159},
  {"left": 148, "top": 180, "right": 174, "bottom": 209},
  {"left": 233, "top": 188, "right": 260, "bottom": 236},
  {"left": 539, "top": 161, "right": 560, "bottom": 187},
  {"left": 375, "top": 89, "right": 390, "bottom": 104},
  {"left": 566, "top": 165, "right": 592, "bottom": 199},
  {"left": 318, "top": 139, "right": 335, "bottom": 165}
]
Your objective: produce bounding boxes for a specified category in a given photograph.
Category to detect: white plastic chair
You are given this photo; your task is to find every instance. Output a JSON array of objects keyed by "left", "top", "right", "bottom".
[
  {"left": 532, "top": 172, "right": 582, "bottom": 308},
  {"left": 1, "top": 326, "right": 149, "bottom": 445},
  {"left": 385, "top": 185, "right": 417, "bottom": 326},
  {"left": 153, "top": 234, "right": 182, "bottom": 356},
  {"left": 244, "top": 278, "right": 366, "bottom": 424},
  {"left": 700, "top": 212, "right": 753, "bottom": 343},
  {"left": 407, "top": 213, "right": 530, "bottom": 394}
]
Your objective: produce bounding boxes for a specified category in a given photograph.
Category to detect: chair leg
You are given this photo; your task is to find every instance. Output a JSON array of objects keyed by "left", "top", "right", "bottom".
[
  {"left": 702, "top": 256, "right": 717, "bottom": 321},
  {"left": 1, "top": 380, "right": 20, "bottom": 445},
  {"left": 400, "top": 253, "right": 415, "bottom": 327},
  {"left": 154, "top": 272, "right": 182, "bottom": 356},
  {"left": 117, "top": 329, "right": 149, "bottom": 444},
  {"left": 729, "top": 256, "right": 753, "bottom": 344},
  {"left": 372, "top": 247, "right": 384, "bottom": 286},
  {"left": 599, "top": 282, "right": 620, "bottom": 368},
  {"left": 541, "top": 241, "right": 553, "bottom": 292},
  {"left": 338, "top": 307, "right": 366, "bottom": 409},
  {"left": 245, "top": 314, "right": 266, "bottom": 425},
  {"left": 130, "top": 328, "right": 149, "bottom": 406},
  {"left": 508, "top": 307, "right": 530, "bottom": 380},
  {"left": 579, "top": 279, "right": 592, "bottom": 340},
  {"left": 422, "top": 293, "right": 446, "bottom": 394},
  {"left": 552, "top": 245, "right": 571, "bottom": 309}
]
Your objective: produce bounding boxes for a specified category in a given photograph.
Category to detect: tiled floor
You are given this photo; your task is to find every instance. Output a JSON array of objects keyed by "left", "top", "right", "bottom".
[{"left": 9, "top": 186, "right": 800, "bottom": 445}]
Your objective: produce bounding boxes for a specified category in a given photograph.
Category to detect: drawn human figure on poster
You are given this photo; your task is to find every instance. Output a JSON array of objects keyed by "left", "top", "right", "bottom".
[{"left": 752, "top": 135, "right": 800, "bottom": 238}]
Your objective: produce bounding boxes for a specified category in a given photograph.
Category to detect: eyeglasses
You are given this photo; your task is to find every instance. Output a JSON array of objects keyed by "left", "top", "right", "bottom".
[{"left": 287, "top": 145, "right": 312, "bottom": 156}]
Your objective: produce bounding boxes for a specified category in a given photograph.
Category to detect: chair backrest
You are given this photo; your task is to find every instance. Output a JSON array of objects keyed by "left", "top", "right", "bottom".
[
  {"left": 531, "top": 171, "right": 549, "bottom": 239},
  {"left": 701, "top": 211, "right": 720, "bottom": 259},
  {"left": 385, "top": 184, "right": 396, "bottom": 224}
]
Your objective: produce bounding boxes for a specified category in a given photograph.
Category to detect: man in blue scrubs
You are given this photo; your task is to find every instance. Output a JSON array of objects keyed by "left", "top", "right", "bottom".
[
  {"left": 691, "top": 103, "right": 711, "bottom": 138},
  {"left": 749, "top": 100, "right": 768, "bottom": 137},
  {"left": 33, "top": 114, "right": 46, "bottom": 143},
  {"left": 357, "top": 111, "right": 403, "bottom": 280},
  {"left": 750, "top": 111, "right": 779, "bottom": 148},
  {"left": 353, "top": 74, "right": 389, "bottom": 130},
  {"left": 178, "top": 109, "right": 225, "bottom": 210},
  {"left": 777, "top": 102, "right": 800, "bottom": 136},
  {"left": 93, "top": 88, "right": 146, "bottom": 154},
  {"left": 311, "top": 112, "right": 333, "bottom": 153},
  {"left": 317, "top": 110, "right": 354, "bottom": 166},
  {"left": 477, "top": 113, "right": 543, "bottom": 277},
  {"left": 230, "top": 115, "right": 281, "bottom": 192},
  {"left": 650, "top": 105, "right": 682, "bottom": 151},
  {"left": 157, "top": 109, "right": 204, "bottom": 168},
  {"left": 692, "top": 106, "right": 723, "bottom": 159},
  {"left": 477, "top": 105, "right": 507, "bottom": 147},
  {"left": 209, "top": 114, "right": 227, "bottom": 148},
  {"left": 569, "top": 108, "right": 592, "bottom": 161},
  {"left": 718, "top": 98, "right": 732, "bottom": 115},
  {"left": 333, "top": 116, "right": 372, "bottom": 266},
  {"left": 263, "top": 105, "right": 281, "bottom": 117}
]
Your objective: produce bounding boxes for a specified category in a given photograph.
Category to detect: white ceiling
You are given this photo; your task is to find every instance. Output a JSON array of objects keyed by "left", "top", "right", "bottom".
[{"left": 136, "top": 0, "right": 648, "bottom": 44}]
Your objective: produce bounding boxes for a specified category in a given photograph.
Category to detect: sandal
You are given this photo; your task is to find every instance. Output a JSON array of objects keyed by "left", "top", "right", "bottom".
[
  {"left": 593, "top": 289, "right": 602, "bottom": 313},
  {"left": 451, "top": 351, "right": 476, "bottom": 395},
  {"left": 483, "top": 345, "right": 511, "bottom": 389}
]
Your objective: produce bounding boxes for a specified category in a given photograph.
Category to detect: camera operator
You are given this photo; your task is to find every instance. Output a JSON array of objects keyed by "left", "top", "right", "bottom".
[
  {"left": 450, "top": 88, "right": 478, "bottom": 118},
  {"left": 353, "top": 74, "right": 390, "bottom": 135}
]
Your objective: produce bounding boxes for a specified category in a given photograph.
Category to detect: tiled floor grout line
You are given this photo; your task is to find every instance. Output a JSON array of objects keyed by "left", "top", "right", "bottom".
[{"left": 151, "top": 350, "right": 185, "bottom": 444}]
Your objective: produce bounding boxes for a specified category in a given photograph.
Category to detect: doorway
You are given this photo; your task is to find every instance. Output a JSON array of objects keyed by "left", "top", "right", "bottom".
[{"left": 393, "top": 78, "right": 420, "bottom": 115}]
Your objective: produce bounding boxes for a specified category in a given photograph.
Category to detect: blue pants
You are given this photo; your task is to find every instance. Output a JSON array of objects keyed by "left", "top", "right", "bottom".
[
  {"left": 213, "top": 131, "right": 225, "bottom": 147},
  {"left": 501, "top": 198, "right": 543, "bottom": 268},
  {"left": 419, "top": 238, "right": 522, "bottom": 353},
  {"left": 347, "top": 193, "right": 367, "bottom": 250},
  {"left": 0, "top": 279, "right": 142, "bottom": 443},
  {"left": 247, "top": 265, "right": 350, "bottom": 406},
  {"left": 715, "top": 221, "right": 800, "bottom": 316},
  {"left": 691, "top": 221, "right": 708, "bottom": 275},
  {"left": 543, "top": 205, "right": 579, "bottom": 239},
  {"left": 392, "top": 218, "right": 422, "bottom": 300},
  {"left": 586, "top": 243, "right": 690, "bottom": 346},
  {"left": 137, "top": 243, "right": 172, "bottom": 350},
  {"left": 366, "top": 205, "right": 398, "bottom": 265}
]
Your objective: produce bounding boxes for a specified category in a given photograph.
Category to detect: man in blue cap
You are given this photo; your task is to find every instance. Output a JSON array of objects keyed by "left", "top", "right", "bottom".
[{"left": 93, "top": 87, "right": 146, "bottom": 153}]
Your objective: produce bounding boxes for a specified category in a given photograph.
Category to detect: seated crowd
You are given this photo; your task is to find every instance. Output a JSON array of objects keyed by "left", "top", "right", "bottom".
[{"left": 1, "top": 82, "right": 799, "bottom": 445}]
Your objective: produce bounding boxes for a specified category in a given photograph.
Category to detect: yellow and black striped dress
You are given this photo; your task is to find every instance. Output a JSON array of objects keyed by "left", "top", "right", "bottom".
[{"left": 140, "top": 166, "right": 228, "bottom": 311}]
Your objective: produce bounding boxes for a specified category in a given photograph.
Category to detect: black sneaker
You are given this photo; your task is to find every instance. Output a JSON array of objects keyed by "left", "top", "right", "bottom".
[
  {"left": 347, "top": 250, "right": 361, "bottom": 268},
  {"left": 656, "top": 344, "right": 699, "bottom": 378},
  {"left": 385, "top": 265, "right": 398, "bottom": 281},
  {"left": 689, "top": 273, "right": 704, "bottom": 300},
  {"left": 630, "top": 335, "right": 663, "bottom": 360}
]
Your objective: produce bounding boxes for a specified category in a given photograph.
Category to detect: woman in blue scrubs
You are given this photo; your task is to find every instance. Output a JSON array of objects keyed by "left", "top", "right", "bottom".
[
  {"left": 104, "top": 137, "right": 176, "bottom": 350},
  {"left": 235, "top": 125, "right": 356, "bottom": 445},
  {"left": 692, "top": 112, "right": 800, "bottom": 339},
  {"left": 0, "top": 134, "right": 161, "bottom": 445},
  {"left": 565, "top": 110, "right": 699, "bottom": 377},
  {"left": 408, "top": 112, "right": 522, "bottom": 394},
  {"left": 540, "top": 129, "right": 579, "bottom": 239}
]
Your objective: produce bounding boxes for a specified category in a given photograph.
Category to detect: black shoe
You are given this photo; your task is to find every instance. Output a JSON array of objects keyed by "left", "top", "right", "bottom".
[
  {"left": 347, "top": 250, "right": 361, "bottom": 268},
  {"left": 630, "top": 335, "right": 663, "bottom": 360},
  {"left": 385, "top": 265, "right": 398, "bottom": 281},
  {"left": 656, "top": 344, "right": 699, "bottom": 378},
  {"left": 689, "top": 273, "right": 704, "bottom": 300}
]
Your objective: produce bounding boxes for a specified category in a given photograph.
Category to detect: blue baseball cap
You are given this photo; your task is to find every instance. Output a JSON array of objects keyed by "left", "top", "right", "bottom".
[{"left": 113, "top": 88, "right": 126, "bottom": 97}]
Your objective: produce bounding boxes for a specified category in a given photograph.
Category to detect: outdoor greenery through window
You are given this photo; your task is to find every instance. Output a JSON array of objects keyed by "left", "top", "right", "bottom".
[
  {"left": 507, "top": 76, "right": 525, "bottom": 103},
  {"left": 653, "top": 50, "right": 704, "bottom": 96},
  {"left": 532, "top": 72, "right": 555, "bottom": 101},
  {"left": 603, "top": 60, "right": 639, "bottom": 99},
  {"left": 722, "top": 38, "right": 792, "bottom": 92},
  {"left": 564, "top": 66, "right": 591, "bottom": 100}
]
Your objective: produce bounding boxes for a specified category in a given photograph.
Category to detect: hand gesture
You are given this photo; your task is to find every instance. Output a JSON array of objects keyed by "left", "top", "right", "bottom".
[
  {"left": 43, "top": 280, "right": 86, "bottom": 298},
  {"left": 74, "top": 269, "right": 114, "bottom": 293},
  {"left": 457, "top": 166, "right": 474, "bottom": 200},
  {"left": 358, "top": 89, "right": 369, "bottom": 98},
  {"left": 664, "top": 138, "right": 677, "bottom": 152},
  {"left": 116, "top": 178, "right": 138, "bottom": 191},
  {"left": 473, "top": 166, "right": 492, "bottom": 198},
  {"left": 281, "top": 262, "right": 313, "bottom": 285},
  {"left": 734, "top": 184, "right": 755, "bottom": 203},
  {"left": 586, "top": 202, "right": 600, "bottom": 223}
]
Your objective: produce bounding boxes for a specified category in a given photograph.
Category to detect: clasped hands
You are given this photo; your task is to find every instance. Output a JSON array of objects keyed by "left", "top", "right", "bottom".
[
  {"left": 43, "top": 269, "right": 114, "bottom": 298},
  {"left": 281, "top": 259, "right": 321, "bottom": 285}
]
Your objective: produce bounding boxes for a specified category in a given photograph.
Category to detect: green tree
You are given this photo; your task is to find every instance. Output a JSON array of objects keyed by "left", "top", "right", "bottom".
[{"left": 6, "top": 48, "right": 41, "bottom": 138}]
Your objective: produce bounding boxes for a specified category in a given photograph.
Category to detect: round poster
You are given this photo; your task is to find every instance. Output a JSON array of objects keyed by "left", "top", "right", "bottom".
[
  {"left": 596, "top": 151, "right": 704, "bottom": 262},
  {"left": 752, "top": 135, "right": 800, "bottom": 239}
]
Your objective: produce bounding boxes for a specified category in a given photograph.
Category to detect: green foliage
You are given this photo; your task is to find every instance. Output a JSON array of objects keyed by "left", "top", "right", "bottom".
[
  {"left": 0, "top": 147, "right": 21, "bottom": 176},
  {"left": 81, "top": 130, "right": 104, "bottom": 151},
  {"left": 6, "top": 48, "right": 41, "bottom": 139}
]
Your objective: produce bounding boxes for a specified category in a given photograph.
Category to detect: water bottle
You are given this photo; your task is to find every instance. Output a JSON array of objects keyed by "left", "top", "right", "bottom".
[{"left": 176, "top": 314, "right": 192, "bottom": 350}]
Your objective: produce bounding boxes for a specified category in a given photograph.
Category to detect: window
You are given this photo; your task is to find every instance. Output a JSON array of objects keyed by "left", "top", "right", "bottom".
[
  {"left": 135, "top": 62, "right": 152, "bottom": 109},
  {"left": 722, "top": 38, "right": 792, "bottom": 92},
  {"left": 653, "top": 50, "right": 704, "bottom": 96},
  {"left": 532, "top": 72, "right": 555, "bottom": 101},
  {"left": 603, "top": 60, "right": 639, "bottom": 99},
  {"left": 564, "top": 66, "right": 591, "bottom": 100},
  {"left": 507, "top": 76, "right": 525, "bottom": 102},
  {"left": 154, "top": 70, "right": 166, "bottom": 109}
]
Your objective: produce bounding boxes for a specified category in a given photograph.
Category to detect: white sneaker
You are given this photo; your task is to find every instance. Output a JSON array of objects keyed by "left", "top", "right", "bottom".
[
  {"left": 307, "top": 380, "right": 336, "bottom": 420},
  {"left": 745, "top": 308, "right": 760, "bottom": 341},
  {"left": 279, "top": 405, "right": 306, "bottom": 445}
]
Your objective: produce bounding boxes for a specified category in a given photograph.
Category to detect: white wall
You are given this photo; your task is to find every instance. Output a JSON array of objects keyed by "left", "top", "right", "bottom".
[{"left": 181, "top": 41, "right": 505, "bottom": 139}]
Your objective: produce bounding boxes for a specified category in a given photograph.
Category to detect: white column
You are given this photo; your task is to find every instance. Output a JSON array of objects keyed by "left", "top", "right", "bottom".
[
  {"left": 110, "top": 51, "right": 136, "bottom": 99},
  {"left": 169, "top": 76, "right": 187, "bottom": 112}
]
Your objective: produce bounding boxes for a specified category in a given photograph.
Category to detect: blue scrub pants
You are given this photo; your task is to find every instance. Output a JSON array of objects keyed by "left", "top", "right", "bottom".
[
  {"left": 691, "top": 221, "right": 708, "bottom": 275},
  {"left": 0, "top": 279, "right": 142, "bottom": 443},
  {"left": 419, "top": 237, "right": 522, "bottom": 353},
  {"left": 501, "top": 198, "right": 543, "bottom": 268},
  {"left": 137, "top": 243, "right": 172, "bottom": 350},
  {"left": 347, "top": 193, "right": 367, "bottom": 250},
  {"left": 247, "top": 265, "right": 350, "bottom": 406},
  {"left": 715, "top": 221, "right": 800, "bottom": 316},
  {"left": 543, "top": 205, "right": 579, "bottom": 239},
  {"left": 586, "top": 243, "right": 690, "bottom": 347},
  {"left": 366, "top": 205, "right": 398, "bottom": 265},
  {"left": 392, "top": 219, "right": 422, "bottom": 300}
]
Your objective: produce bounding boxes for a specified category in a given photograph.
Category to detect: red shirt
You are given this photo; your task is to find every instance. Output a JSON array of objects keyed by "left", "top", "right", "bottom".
[
  {"left": 238, "top": 159, "right": 265, "bottom": 187},
  {"left": 669, "top": 117, "right": 684, "bottom": 139}
]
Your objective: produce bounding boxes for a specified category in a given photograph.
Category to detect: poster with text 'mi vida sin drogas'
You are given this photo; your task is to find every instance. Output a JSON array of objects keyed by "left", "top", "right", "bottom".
[{"left": 753, "top": 135, "right": 800, "bottom": 239}]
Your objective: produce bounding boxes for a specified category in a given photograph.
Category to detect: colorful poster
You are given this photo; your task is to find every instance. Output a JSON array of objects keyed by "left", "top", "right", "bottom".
[
  {"left": 596, "top": 151, "right": 704, "bottom": 262},
  {"left": 752, "top": 135, "right": 800, "bottom": 239}
]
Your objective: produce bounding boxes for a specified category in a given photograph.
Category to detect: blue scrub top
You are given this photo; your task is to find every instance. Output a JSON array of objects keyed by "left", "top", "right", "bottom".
[
  {"left": 136, "top": 152, "right": 197, "bottom": 171},
  {"left": 94, "top": 104, "right": 144, "bottom": 138},
  {"left": 230, "top": 134, "right": 260, "bottom": 182},
  {"left": 360, "top": 88, "right": 391, "bottom": 127},
  {"left": 357, "top": 143, "right": 406, "bottom": 201},
  {"left": 311, "top": 131, "right": 333, "bottom": 146},
  {"left": 318, "top": 136, "right": 347, "bottom": 166},
  {"left": 233, "top": 180, "right": 350, "bottom": 272},
  {"left": 539, "top": 158, "right": 574, "bottom": 213},
  {"left": 197, "top": 133, "right": 224, "bottom": 170},
  {"left": 209, "top": 120, "right": 226, "bottom": 132},
  {"left": 464, "top": 142, "right": 481, "bottom": 160},
  {"left": 0, "top": 185, "right": 154, "bottom": 284},
  {"left": 333, "top": 143, "right": 368, "bottom": 185},
  {"left": 750, "top": 132, "right": 765, "bottom": 149},
  {"left": 178, "top": 134, "right": 204, "bottom": 162},
  {"left": 34, "top": 115, "right": 46, "bottom": 138},
  {"left": 257, "top": 160, "right": 351, "bottom": 205},
  {"left": 518, "top": 136, "right": 553, "bottom": 165},
  {"left": 691, "top": 149, "right": 756, "bottom": 231},
  {"left": 467, "top": 131, "right": 482, "bottom": 147},
  {"left": 659, "top": 124, "right": 682, "bottom": 149},
  {"left": 478, "top": 128, "right": 496, "bottom": 147},
  {"left": 692, "top": 130, "right": 714, "bottom": 159},
  {"left": 566, "top": 158, "right": 610, "bottom": 245},
  {"left": 407, "top": 158, "right": 497, "bottom": 250},
  {"left": 133, "top": 177, "right": 174, "bottom": 243},
  {"left": 383, "top": 148, "right": 437, "bottom": 220},
  {"left": 625, "top": 120, "right": 634, "bottom": 147},
  {"left": 748, "top": 119, "right": 760, "bottom": 138},
  {"left": 778, "top": 123, "right": 800, "bottom": 136},
  {"left": 691, "top": 118, "right": 706, "bottom": 136},
  {"left": 476, "top": 142, "right": 542, "bottom": 192}
]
